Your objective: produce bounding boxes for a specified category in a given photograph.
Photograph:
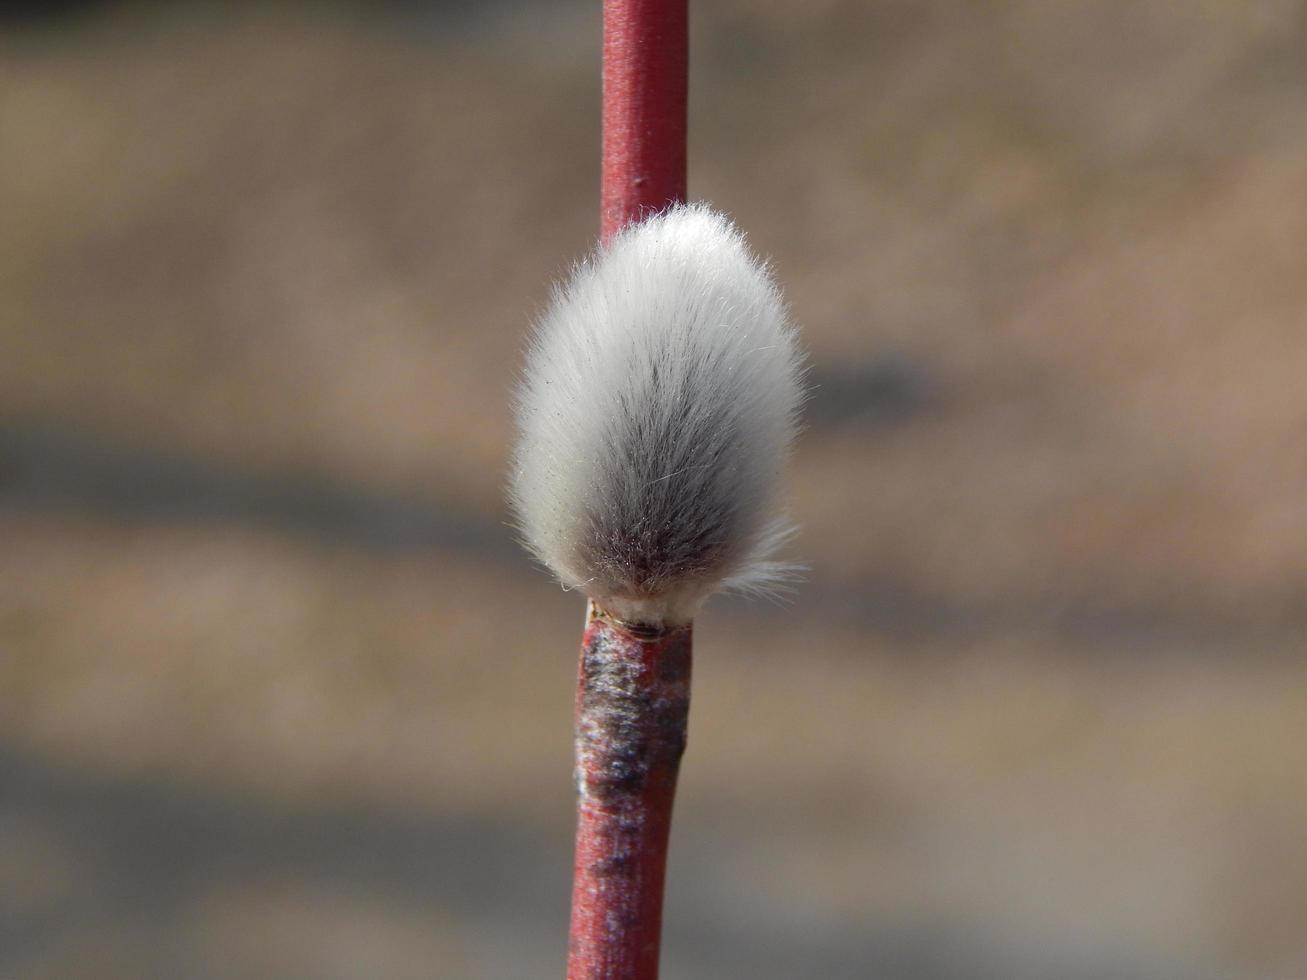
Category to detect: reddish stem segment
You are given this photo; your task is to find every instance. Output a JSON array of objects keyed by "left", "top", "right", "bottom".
[
  {"left": 601, "top": 0, "right": 689, "bottom": 241},
  {"left": 567, "top": 605, "right": 692, "bottom": 980},
  {"left": 570, "top": 5, "right": 690, "bottom": 975}
]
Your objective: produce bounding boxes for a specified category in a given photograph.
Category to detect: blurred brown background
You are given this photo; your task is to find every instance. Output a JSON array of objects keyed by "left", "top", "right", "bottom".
[{"left": 2, "top": 1, "right": 1306, "bottom": 977}]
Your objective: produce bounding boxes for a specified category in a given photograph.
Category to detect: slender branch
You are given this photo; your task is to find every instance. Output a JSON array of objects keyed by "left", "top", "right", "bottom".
[
  {"left": 567, "top": 5, "right": 691, "bottom": 975},
  {"left": 601, "top": 0, "right": 689, "bottom": 241},
  {"left": 567, "top": 602, "right": 692, "bottom": 980}
]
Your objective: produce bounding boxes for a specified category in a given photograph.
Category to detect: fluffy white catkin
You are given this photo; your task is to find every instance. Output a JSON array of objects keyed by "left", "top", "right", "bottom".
[{"left": 509, "top": 203, "right": 804, "bottom": 626}]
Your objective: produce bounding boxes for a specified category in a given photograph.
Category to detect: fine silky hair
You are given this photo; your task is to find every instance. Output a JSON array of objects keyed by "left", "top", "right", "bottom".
[{"left": 509, "top": 204, "right": 805, "bottom": 626}]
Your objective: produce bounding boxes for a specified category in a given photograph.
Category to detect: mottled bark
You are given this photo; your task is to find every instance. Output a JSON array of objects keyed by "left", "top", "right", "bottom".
[{"left": 566, "top": 603, "right": 691, "bottom": 980}]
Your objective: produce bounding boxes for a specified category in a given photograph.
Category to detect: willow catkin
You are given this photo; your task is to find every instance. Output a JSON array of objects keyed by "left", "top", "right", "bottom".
[{"left": 509, "top": 204, "right": 805, "bottom": 627}]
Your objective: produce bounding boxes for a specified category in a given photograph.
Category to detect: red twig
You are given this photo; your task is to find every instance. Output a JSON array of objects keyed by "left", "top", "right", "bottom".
[
  {"left": 567, "top": 604, "right": 692, "bottom": 980},
  {"left": 600, "top": 0, "right": 688, "bottom": 241},
  {"left": 568, "top": 5, "right": 690, "bottom": 976}
]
